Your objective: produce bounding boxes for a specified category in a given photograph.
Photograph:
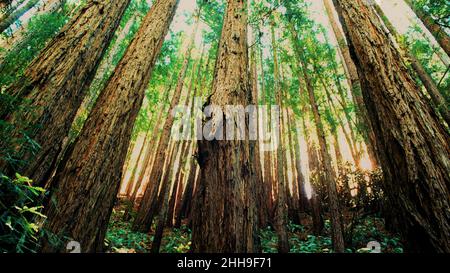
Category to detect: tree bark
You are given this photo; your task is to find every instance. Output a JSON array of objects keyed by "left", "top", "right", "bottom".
[
  {"left": 289, "top": 110, "right": 309, "bottom": 214},
  {"left": 191, "top": 0, "right": 259, "bottom": 253},
  {"left": 302, "top": 113, "right": 324, "bottom": 235},
  {"left": 333, "top": 0, "right": 450, "bottom": 253},
  {"left": 1, "top": 0, "right": 131, "bottom": 189},
  {"left": 370, "top": 1, "right": 450, "bottom": 126},
  {"left": 151, "top": 140, "right": 179, "bottom": 253},
  {"left": 250, "top": 37, "right": 268, "bottom": 228},
  {"left": 270, "top": 21, "right": 290, "bottom": 253},
  {"left": 259, "top": 42, "right": 274, "bottom": 222},
  {"left": 41, "top": 0, "right": 179, "bottom": 253},
  {"left": 323, "top": 0, "right": 379, "bottom": 167},
  {"left": 132, "top": 25, "right": 198, "bottom": 232},
  {"left": 124, "top": 133, "right": 149, "bottom": 198}
]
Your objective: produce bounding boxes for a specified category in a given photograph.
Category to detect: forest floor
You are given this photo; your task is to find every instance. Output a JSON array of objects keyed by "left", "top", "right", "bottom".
[{"left": 105, "top": 203, "right": 404, "bottom": 253}]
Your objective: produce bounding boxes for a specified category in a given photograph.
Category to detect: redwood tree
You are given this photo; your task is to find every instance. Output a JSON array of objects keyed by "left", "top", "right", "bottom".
[
  {"left": 191, "top": 0, "right": 260, "bottom": 253},
  {"left": 2, "top": 0, "right": 131, "bottom": 188},
  {"left": 333, "top": 0, "right": 450, "bottom": 253},
  {"left": 41, "top": 0, "right": 180, "bottom": 253}
]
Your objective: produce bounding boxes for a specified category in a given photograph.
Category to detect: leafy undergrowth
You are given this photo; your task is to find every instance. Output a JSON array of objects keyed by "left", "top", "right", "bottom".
[
  {"left": 105, "top": 207, "right": 191, "bottom": 253},
  {"left": 105, "top": 206, "right": 402, "bottom": 253},
  {"left": 260, "top": 218, "right": 403, "bottom": 253}
]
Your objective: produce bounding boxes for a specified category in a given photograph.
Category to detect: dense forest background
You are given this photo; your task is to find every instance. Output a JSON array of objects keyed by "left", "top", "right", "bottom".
[{"left": 0, "top": 0, "right": 449, "bottom": 253}]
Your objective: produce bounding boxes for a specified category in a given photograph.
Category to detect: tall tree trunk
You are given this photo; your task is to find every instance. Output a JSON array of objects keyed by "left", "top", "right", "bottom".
[
  {"left": 290, "top": 23, "right": 345, "bottom": 253},
  {"left": 175, "top": 158, "right": 197, "bottom": 228},
  {"left": 151, "top": 140, "right": 179, "bottom": 253},
  {"left": 166, "top": 57, "right": 199, "bottom": 227},
  {"left": 270, "top": 22, "right": 290, "bottom": 253},
  {"left": 191, "top": 0, "right": 259, "bottom": 253},
  {"left": 289, "top": 110, "right": 309, "bottom": 214},
  {"left": 286, "top": 109, "right": 300, "bottom": 223},
  {"left": 306, "top": 66, "right": 345, "bottom": 253},
  {"left": 250, "top": 37, "right": 268, "bottom": 228},
  {"left": 41, "top": 0, "right": 179, "bottom": 253},
  {"left": 370, "top": 1, "right": 450, "bottom": 126},
  {"left": 122, "top": 90, "right": 173, "bottom": 221},
  {"left": 260, "top": 43, "right": 274, "bottom": 222},
  {"left": 404, "top": 0, "right": 450, "bottom": 57},
  {"left": 1, "top": 0, "right": 131, "bottom": 188},
  {"left": 124, "top": 133, "right": 149, "bottom": 198},
  {"left": 302, "top": 113, "right": 324, "bottom": 235},
  {"left": 132, "top": 30, "right": 198, "bottom": 231},
  {"left": 333, "top": 0, "right": 450, "bottom": 253},
  {"left": 323, "top": 0, "right": 379, "bottom": 167}
]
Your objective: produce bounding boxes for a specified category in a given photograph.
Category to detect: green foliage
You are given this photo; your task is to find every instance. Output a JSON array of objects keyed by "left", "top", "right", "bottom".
[
  {"left": 412, "top": 0, "right": 449, "bottom": 28},
  {"left": 105, "top": 209, "right": 152, "bottom": 253},
  {"left": 0, "top": 10, "right": 69, "bottom": 88},
  {"left": 0, "top": 173, "right": 46, "bottom": 253},
  {"left": 259, "top": 215, "right": 402, "bottom": 253},
  {"left": 351, "top": 217, "right": 403, "bottom": 253},
  {"left": 160, "top": 226, "right": 191, "bottom": 253},
  {"left": 0, "top": 94, "right": 41, "bottom": 172},
  {"left": 105, "top": 208, "right": 192, "bottom": 253},
  {"left": 402, "top": 21, "right": 449, "bottom": 104}
]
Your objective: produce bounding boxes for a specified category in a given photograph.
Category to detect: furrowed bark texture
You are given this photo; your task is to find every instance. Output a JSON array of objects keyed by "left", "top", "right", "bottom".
[
  {"left": 132, "top": 24, "right": 197, "bottom": 232},
  {"left": 370, "top": 1, "right": 450, "bottom": 127},
  {"left": 2, "top": 0, "right": 131, "bottom": 188},
  {"left": 191, "top": 0, "right": 259, "bottom": 253},
  {"left": 323, "top": 0, "right": 379, "bottom": 167},
  {"left": 334, "top": 0, "right": 450, "bottom": 253},
  {"left": 41, "top": 0, "right": 179, "bottom": 253}
]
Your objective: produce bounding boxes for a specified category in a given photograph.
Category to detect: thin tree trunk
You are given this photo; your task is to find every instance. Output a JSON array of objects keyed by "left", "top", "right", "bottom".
[
  {"left": 370, "top": 1, "right": 450, "bottom": 126},
  {"left": 166, "top": 58, "right": 199, "bottom": 227},
  {"left": 290, "top": 22, "right": 345, "bottom": 252},
  {"left": 270, "top": 22, "right": 290, "bottom": 253},
  {"left": 404, "top": 0, "right": 450, "bottom": 57},
  {"left": 259, "top": 42, "right": 274, "bottom": 222},
  {"left": 151, "top": 141, "right": 180, "bottom": 253},
  {"left": 0, "top": 0, "right": 39, "bottom": 33},
  {"left": 250, "top": 36, "right": 268, "bottom": 228},
  {"left": 124, "top": 133, "right": 149, "bottom": 198},
  {"left": 303, "top": 113, "right": 324, "bottom": 235},
  {"left": 41, "top": 0, "right": 179, "bottom": 253},
  {"left": 291, "top": 112, "right": 309, "bottom": 213}
]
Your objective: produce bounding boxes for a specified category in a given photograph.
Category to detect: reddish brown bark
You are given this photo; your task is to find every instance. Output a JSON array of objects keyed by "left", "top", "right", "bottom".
[
  {"left": 191, "top": 0, "right": 259, "bottom": 253},
  {"left": 41, "top": 0, "right": 179, "bottom": 252},
  {"left": 2, "top": 0, "right": 131, "bottom": 188},
  {"left": 132, "top": 37, "right": 197, "bottom": 232},
  {"left": 371, "top": 1, "right": 450, "bottom": 126},
  {"left": 334, "top": 0, "right": 450, "bottom": 252},
  {"left": 323, "top": 0, "right": 379, "bottom": 167}
]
